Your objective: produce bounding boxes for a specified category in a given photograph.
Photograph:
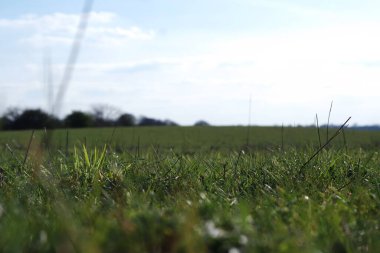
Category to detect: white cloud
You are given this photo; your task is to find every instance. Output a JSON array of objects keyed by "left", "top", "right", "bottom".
[
  {"left": 86, "top": 26, "right": 155, "bottom": 46},
  {"left": 0, "top": 12, "right": 155, "bottom": 46},
  {"left": 0, "top": 12, "right": 115, "bottom": 29},
  {"left": 250, "top": 0, "right": 338, "bottom": 19}
]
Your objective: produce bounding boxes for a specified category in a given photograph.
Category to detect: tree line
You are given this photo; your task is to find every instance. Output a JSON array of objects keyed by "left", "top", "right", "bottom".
[{"left": 0, "top": 106, "right": 210, "bottom": 130}]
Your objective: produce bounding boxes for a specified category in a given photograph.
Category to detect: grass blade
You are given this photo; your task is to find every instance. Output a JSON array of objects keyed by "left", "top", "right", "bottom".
[
  {"left": 83, "top": 144, "right": 91, "bottom": 168},
  {"left": 326, "top": 101, "right": 333, "bottom": 142},
  {"left": 316, "top": 114, "right": 322, "bottom": 149},
  {"left": 301, "top": 116, "right": 351, "bottom": 171},
  {"left": 23, "top": 130, "right": 35, "bottom": 166},
  {"left": 53, "top": 0, "right": 95, "bottom": 115}
]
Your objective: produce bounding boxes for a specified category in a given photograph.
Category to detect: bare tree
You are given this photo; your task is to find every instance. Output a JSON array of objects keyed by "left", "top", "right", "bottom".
[{"left": 91, "top": 104, "right": 122, "bottom": 127}]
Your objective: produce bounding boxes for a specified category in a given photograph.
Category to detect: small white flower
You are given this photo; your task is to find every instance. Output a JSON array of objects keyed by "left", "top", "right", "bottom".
[
  {"left": 205, "top": 220, "right": 226, "bottom": 238},
  {"left": 228, "top": 247, "right": 240, "bottom": 253},
  {"left": 40, "top": 230, "right": 47, "bottom": 244},
  {"left": 304, "top": 195, "right": 310, "bottom": 201},
  {"left": 239, "top": 234, "right": 248, "bottom": 245}
]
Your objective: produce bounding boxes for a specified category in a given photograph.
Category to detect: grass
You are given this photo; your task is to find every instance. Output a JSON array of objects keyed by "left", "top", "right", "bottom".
[
  {"left": 1, "top": 125, "right": 380, "bottom": 152},
  {"left": 0, "top": 126, "right": 379, "bottom": 252}
]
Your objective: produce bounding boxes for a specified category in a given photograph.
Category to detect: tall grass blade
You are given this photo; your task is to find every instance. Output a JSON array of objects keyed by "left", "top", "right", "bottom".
[
  {"left": 326, "top": 101, "right": 333, "bottom": 142},
  {"left": 53, "top": 0, "right": 94, "bottom": 116},
  {"left": 43, "top": 48, "right": 54, "bottom": 114},
  {"left": 301, "top": 116, "right": 351, "bottom": 171},
  {"left": 316, "top": 114, "right": 322, "bottom": 149},
  {"left": 23, "top": 130, "right": 35, "bottom": 166},
  {"left": 82, "top": 144, "right": 91, "bottom": 168},
  {"left": 95, "top": 144, "right": 107, "bottom": 170}
]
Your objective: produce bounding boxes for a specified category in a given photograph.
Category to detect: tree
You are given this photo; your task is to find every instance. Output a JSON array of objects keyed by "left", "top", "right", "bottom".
[
  {"left": 138, "top": 116, "right": 178, "bottom": 126},
  {"left": 138, "top": 117, "right": 166, "bottom": 126},
  {"left": 1, "top": 107, "right": 21, "bottom": 130},
  {"left": 64, "top": 111, "right": 94, "bottom": 128},
  {"left": 163, "top": 119, "right": 179, "bottom": 126},
  {"left": 194, "top": 120, "right": 210, "bottom": 126},
  {"left": 12, "top": 109, "right": 60, "bottom": 130},
  {"left": 91, "top": 104, "right": 121, "bottom": 127},
  {"left": 116, "top": 113, "right": 136, "bottom": 126}
]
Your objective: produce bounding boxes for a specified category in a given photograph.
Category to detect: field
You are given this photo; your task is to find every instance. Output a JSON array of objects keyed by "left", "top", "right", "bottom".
[{"left": 0, "top": 126, "right": 379, "bottom": 252}]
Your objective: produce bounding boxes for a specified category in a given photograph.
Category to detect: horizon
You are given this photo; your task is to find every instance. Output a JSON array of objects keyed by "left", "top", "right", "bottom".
[
  {"left": 4, "top": 106, "right": 380, "bottom": 128},
  {"left": 1, "top": 1, "right": 379, "bottom": 126}
]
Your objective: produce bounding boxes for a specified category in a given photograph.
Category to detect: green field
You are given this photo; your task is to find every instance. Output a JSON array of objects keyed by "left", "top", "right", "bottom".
[
  {"left": 0, "top": 126, "right": 379, "bottom": 252},
  {"left": 2, "top": 126, "right": 380, "bottom": 152}
]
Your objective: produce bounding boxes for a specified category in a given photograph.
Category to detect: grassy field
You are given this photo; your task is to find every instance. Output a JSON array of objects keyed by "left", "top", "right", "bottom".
[
  {"left": 1, "top": 126, "right": 380, "bottom": 152},
  {"left": 0, "top": 126, "right": 379, "bottom": 252}
]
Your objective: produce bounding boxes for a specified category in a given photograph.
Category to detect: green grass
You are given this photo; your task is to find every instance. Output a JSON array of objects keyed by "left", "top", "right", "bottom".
[
  {"left": 1, "top": 126, "right": 380, "bottom": 152},
  {"left": 0, "top": 126, "right": 379, "bottom": 252}
]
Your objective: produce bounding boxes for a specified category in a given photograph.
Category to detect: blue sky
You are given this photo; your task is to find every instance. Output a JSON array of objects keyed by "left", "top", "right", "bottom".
[{"left": 1, "top": 0, "right": 380, "bottom": 125}]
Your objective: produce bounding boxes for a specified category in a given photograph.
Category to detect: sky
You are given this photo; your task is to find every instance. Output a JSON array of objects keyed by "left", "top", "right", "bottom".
[{"left": 1, "top": 0, "right": 380, "bottom": 126}]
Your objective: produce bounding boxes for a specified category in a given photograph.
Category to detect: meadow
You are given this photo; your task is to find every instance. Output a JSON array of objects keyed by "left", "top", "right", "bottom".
[{"left": 0, "top": 126, "right": 379, "bottom": 252}]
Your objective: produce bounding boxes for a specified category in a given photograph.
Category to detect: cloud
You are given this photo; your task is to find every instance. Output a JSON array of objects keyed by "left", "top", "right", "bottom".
[
  {"left": 248, "top": 0, "right": 341, "bottom": 20},
  {"left": 0, "top": 12, "right": 115, "bottom": 29},
  {"left": 0, "top": 12, "right": 155, "bottom": 46},
  {"left": 86, "top": 26, "right": 155, "bottom": 46}
]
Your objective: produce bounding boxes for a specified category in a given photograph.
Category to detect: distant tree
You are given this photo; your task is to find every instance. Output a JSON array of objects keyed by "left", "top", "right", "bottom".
[
  {"left": 116, "top": 113, "right": 136, "bottom": 126},
  {"left": 91, "top": 104, "right": 121, "bottom": 127},
  {"left": 138, "top": 117, "right": 165, "bottom": 126},
  {"left": 0, "top": 107, "right": 21, "bottom": 130},
  {"left": 194, "top": 120, "right": 210, "bottom": 126},
  {"left": 48, "top": 116, "right": 62, "bottom": 129},
  {"left": 12, "top": 109, "right": 60, "bottom": 130},
  {"left": 163, "top": 119, "right": 179, "bottom": 126},
  {"left": 3, "top": 107, "right": 20, "bottom": 121},
  {"left": 138, "top": 116, "right": 178, "bottom": 126},
  {"left": 64, "top": 111, "right": 94, "bottom": 128}
]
